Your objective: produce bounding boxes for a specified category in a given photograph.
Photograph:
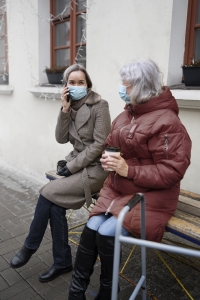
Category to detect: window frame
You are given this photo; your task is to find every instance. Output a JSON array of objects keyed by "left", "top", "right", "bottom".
[
  {"left": 184, "top": 0, "right": 200, "bottom": 64},
  {"left": 50, "top": 0, "right": 86, "bottom": 67},
  {"left": 0, "top": 5, "right": 8, "bottom": 75}
]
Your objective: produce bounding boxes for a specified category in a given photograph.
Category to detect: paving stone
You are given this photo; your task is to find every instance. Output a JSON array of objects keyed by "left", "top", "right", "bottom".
[
  {"left": 38, "top": 251, "right": 53, "bottom": 267},
  {"left": 19, "top": 262, "right": 48, "bottom": 279},
  {"left": 3, "top": 248, "right": 22, "bottom": 264},
  {"left": 0, "top": 276, "right": 9, "bottom": 292},
  {"left": 35, "top": 242, "right": 52, "bottom": 255},
  {"left": 0, "top": 227, "right": 14, "bottom": 241},
  {"left": 26, "top": 273, "right": 52, "bottom": 294},
  {"left": 0, "top": 256, "right": 10, "bottom": 272},
  {"left": 41, "top": 281, "right": 70, "bottom": 300},
  {"left": 8, "top": 287, "right": 40, "bottom": 300},
  {"left": 1, "top": 267, "right": 24, "bottom": 286},
  {"left": 0, "top": 211, "right": 14, "bottom": 221},
  {"left": 48, "top": 275, "right": 65, "bottom": 287},
  {"left": 0, "top": 240, "right": 22, "bottom": 254},
  {"left": 0, "top": 217, "right": 22, "bottom": 229},
  {"left": 0, "top": 280, "right": 29, "bottom": 300}
]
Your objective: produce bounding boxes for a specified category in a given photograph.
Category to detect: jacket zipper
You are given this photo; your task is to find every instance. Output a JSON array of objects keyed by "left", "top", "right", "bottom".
[
  {"left": 164, "top": 134, "right": 168, "bottom": 159},
  {"left": 105, "top": 200, "right": 115, "bottom": 215}
]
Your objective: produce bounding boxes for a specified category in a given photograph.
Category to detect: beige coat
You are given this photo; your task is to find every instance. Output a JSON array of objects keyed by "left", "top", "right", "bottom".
[{"left": 40, "top": 90, "right": 111, "bottom": 209}]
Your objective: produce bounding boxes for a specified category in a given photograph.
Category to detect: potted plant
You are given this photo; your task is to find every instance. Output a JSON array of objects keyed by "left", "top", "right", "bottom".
[
  {"left": 44, "top": 66, "right": 68, "bottom": 84},
  {"left": 182, "top": 59, "right": 200, "bottom": 86}
]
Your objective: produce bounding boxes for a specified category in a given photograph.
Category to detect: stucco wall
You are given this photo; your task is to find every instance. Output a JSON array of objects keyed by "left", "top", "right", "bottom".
[
  {"left": 87, "top": 0, "right": 188, "bottom": 119},
  {"left": 0, "top": 0, "right": 72, "bottom": 181},
  {"left": 178, "top": 108, "right": 200, "bottom": 194}
]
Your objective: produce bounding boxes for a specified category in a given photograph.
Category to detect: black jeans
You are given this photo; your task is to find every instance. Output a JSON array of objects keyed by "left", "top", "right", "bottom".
[{"left": 25, "top": 194, "right": 72, "bottom": 268}]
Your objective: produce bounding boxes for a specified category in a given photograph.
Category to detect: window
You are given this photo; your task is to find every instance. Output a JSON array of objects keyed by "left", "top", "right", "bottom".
[
  {"left": 50, "top": 0, "right": 86, "bottom": 68},
  {"left": 184, "top": 0, "right": 200, "bottom": 64},
  {"left": 0, "top": 0, "right": 8, "bottom": 84}
]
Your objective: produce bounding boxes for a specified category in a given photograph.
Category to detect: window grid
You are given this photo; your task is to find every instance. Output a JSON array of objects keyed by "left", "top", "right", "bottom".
[
  {"left": 50, "top": 0, "right": 86, "bottom": 67},
  {"left": 184, "top": 0, "right": 200, "bottom": 64}
]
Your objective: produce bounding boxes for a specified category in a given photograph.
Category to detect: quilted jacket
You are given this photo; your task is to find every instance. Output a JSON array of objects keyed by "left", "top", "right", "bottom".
[{"left": 90, "top": 87, "right": 191, "bottom": 242}]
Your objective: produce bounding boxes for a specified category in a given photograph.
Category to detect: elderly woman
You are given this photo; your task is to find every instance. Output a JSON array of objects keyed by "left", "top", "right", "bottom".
[
  {"left": 68, "top": 59, "right": 192, "bottom": 300},
  {"left": 10, "top": 64, "right": 111, "bottom": 283}
]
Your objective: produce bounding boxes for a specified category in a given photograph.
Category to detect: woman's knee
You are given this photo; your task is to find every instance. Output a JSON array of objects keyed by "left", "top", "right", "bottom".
[{"left": 87, "top": 214, "right": 108, "bottom": 231}]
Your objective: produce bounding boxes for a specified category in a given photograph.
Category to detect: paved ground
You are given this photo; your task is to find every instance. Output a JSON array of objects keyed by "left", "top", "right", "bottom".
[{"left": 0, "top": 169, "right": 200, "bottom": 300}]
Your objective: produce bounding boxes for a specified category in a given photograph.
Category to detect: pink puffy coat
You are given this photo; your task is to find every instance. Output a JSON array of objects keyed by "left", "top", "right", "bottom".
[{"left": 90, "top": 87, "right": 191, "bottom": 242}]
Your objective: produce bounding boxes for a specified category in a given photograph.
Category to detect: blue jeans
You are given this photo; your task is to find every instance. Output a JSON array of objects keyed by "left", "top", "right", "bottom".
[
  {"left": 87, "top": 213, "right": 130, "bottom": 236},
  {"left": 25, "top": 194, "right": 72, "bottom": 268}
]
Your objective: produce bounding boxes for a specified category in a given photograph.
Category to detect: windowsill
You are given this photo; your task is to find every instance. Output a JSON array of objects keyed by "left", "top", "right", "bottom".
[
  {"left": 170, "top": 84, "right": 200, "bottom": 109},
  {"left": 26, "top": 84, "right": 62, "bottom": 99},
  {"left": 0, "top": 85, "right": 14, "bottom": 95}
]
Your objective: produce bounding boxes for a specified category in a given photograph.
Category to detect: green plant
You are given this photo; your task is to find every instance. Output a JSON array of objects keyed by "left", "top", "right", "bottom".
[
  {"left": 44, "top": 66, "right": 68, "bottom": 74},
  {"left": 182, "top": 59, "right": 200, "bottom": 67}
]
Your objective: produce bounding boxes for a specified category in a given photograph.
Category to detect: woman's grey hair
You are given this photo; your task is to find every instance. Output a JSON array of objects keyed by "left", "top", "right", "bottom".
[
  {"left": 120, "top": 59, "right": 163, "bottom": 104},
  {"left": 63, "top": 64, "right": 92, "bottom": 88}
]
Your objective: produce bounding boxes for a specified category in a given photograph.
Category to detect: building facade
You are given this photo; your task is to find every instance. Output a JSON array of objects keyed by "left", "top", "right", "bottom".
[{"left": 0, "top": 0, "right": 200, "bottom": 193}]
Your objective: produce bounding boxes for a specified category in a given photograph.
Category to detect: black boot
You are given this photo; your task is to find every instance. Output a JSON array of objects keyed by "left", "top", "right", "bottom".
[
  {"left": 94, "top": 233, "right": 115, "bottom": 300},
  {"left": 68, "top": 226, "right": 98, "bottom": 300},
  {"left": 10, "top": 245, "right": 37, "bottom": 268}
]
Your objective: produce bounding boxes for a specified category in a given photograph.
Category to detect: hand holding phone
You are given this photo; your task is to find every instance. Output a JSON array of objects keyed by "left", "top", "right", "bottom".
[{"left": 61, "top": 85, "right": 70, "bottom": 112}]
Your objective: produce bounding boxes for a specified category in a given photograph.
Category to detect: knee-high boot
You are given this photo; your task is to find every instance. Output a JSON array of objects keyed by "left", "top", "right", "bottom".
[
  {"left": 68, "top": 225, "right": 98, "bottom": 300},
  {"left": 94, "top": 232, "right": 115, "bottom": 300}
]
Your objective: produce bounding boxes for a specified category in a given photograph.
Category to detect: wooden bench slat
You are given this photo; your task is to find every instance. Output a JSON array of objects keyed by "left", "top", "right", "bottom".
[
  {"left": 166, "top": 210, "right": 200, "bottom": 242},
  {"left": 45, "top": 170, "right": 62, "bottom": 180},
  {"left": 177, "top": 195, "right": 200, "bottom": 217}
]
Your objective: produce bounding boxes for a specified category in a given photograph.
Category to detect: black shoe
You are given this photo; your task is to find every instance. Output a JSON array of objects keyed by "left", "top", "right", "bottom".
[
  {"left": 10, "top": 245, "right": 37, "bottom": 269},
  {"left": 39, "top": 265, "right": 73, "bottom": 283}
]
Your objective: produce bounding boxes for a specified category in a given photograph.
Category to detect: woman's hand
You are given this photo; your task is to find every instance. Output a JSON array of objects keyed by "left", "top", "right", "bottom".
[
  {"left": 100, "top": 153, "right": 128, "bottom": 177},
  {"left": 61, "top": 86, "right": 70, "bottom": 113}
]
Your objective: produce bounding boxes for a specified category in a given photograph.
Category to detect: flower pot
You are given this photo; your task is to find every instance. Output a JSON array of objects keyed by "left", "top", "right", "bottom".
[
  {"left": 0, "top": 74, "right": 8, "bottom": 84},
  {"left": 46, "top": 72, "right": 63, "bottom": 84},
  {"left": 182, "top": 67, "right": 200, "bottom": 86}
]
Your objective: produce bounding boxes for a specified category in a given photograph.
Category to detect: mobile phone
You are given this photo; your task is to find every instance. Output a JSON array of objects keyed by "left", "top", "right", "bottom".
[{"left": 64, "top": 83, "right": 70, "bottom": 102}]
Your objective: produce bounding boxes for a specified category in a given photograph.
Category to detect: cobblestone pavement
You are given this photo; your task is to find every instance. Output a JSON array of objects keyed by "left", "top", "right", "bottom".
[{"left": 0, "top": 169, "right": 200, "bottom": 300}]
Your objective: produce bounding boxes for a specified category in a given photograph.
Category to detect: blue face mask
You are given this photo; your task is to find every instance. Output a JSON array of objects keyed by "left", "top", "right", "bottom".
[
  {"left": 68, "top": 86, "right": 87, "bottom": 100},
  {"left": 118, "top": 85, "right": 130, "bottom": 103}
]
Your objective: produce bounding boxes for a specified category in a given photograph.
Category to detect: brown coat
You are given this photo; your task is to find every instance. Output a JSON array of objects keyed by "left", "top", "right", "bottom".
[
  {"left": 40, "top": 90, "right": 111, "bottom": 209},
  {"left": 90, "top": 87, "right": 192, "bottom": 242}
]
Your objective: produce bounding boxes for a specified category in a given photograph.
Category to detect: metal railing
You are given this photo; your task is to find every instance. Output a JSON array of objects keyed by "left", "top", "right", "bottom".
[{"left": 112, "top": 193, "right": 200, "bottom": 300}]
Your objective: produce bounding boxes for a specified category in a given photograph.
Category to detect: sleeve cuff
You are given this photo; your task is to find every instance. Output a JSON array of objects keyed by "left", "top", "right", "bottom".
[
  {"left": 127, "top": 166, "right": 135, "bottom": 179},
  {"left": 61, "top": 107, "right": 71, "bottom": 114}
]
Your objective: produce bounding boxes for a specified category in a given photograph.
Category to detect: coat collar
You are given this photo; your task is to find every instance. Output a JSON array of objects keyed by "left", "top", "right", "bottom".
[
  {"left": 69, "top": 89, "right": 101, "bottom": 143},
  {"left": 125, "top": 87, "right": 179, "bottom": 117}
]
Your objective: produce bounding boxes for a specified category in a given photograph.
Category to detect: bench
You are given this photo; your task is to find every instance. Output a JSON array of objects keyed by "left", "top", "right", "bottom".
[{"left": 45, "top": 170, "right": 200, "bottom": 246}]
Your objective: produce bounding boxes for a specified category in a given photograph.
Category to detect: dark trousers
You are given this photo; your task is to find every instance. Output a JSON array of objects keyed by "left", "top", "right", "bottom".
[{"left": 25, "top": 194, "right": 72, "bottom": 268}]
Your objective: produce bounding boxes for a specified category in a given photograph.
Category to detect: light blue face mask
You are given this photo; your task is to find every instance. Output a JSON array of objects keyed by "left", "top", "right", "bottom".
[
  {"left": 68, "top": 86, "right": 87, "bottom": 100},
  {"left": 118, "top": 85, "right": 130, "bottom": 103}
]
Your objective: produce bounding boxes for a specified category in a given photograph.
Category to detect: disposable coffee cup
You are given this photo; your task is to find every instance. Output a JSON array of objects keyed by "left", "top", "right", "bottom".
[{"left": 104, "top": 146, "right": 121, "bottom": 171}]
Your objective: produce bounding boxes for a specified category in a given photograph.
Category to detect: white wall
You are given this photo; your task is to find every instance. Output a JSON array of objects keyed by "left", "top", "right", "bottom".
[
  {"left": 0, "top": 0, "right": 72, "bottom": 182},
  {"left": 87, "top": 0, "right": 174, "bottom": 119},
  {"left": 178, "top": 108, "right": 200, "bottom": 194}
]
